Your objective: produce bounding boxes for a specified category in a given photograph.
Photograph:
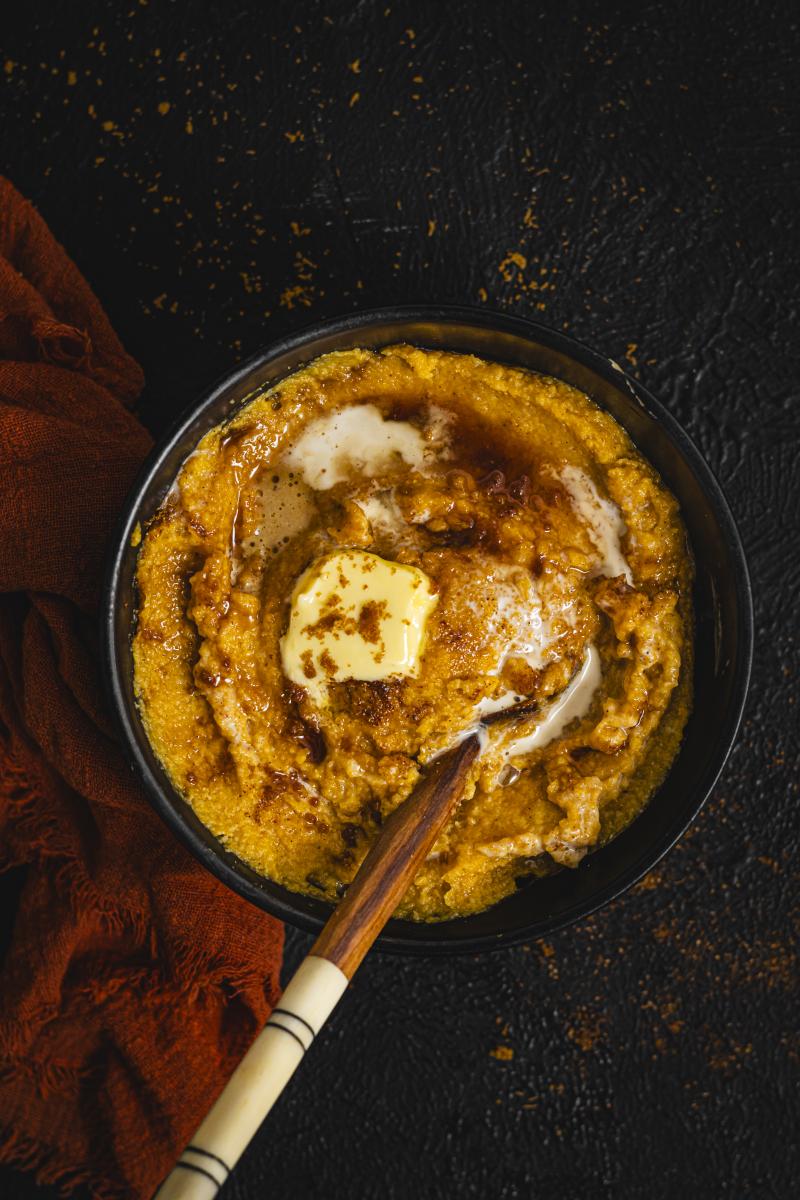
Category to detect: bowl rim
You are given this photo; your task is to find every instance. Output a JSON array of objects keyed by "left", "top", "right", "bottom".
[{"left": 102, "top": 304, "right": 754, "bottom": 955}]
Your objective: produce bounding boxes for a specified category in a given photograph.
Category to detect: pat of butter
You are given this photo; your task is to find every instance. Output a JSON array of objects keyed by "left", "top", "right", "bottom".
[{"left": 280, "top": 550, "right": 438, "bottom": 697}]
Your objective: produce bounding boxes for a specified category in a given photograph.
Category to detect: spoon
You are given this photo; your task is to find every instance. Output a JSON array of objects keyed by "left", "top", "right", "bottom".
[
  {"left": 155, "top": 693, "right": 540, "bottom": 1199},
  {"left": 154, "top": 735, "right": 478, "bottom": 1198}
]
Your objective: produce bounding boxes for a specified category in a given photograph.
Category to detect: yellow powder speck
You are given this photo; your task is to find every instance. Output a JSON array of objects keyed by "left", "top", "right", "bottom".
[
  {"left": 67, "top": 70, "right": 77, "bottom": 85},
  {"left": 490, "top": 1046, "right": 514, "bottom": 1061},
  {"left": 427, "top": 219, "right": 436, "bottom": 236},
  {"left": 348, "top": 58, "right": 361, "bottom": 73},
  {"left": 185, "top": 117, "right": 194, "bottom": 134},
  {"left": 477, "top": 287, "right": 488, "bottom": 302},
  {"left": 4, "top": 60, "right": 16, "bottom": 75},
  {"left": 157, "top": 101, "right": 170, "bottom": 115},
  {"left": 101, "top": 119, "right": 115, "bottom": 131},
  {"left": 349, "top": 91, "right": 360, "bottom": 106},
  {"left": 290, "top": 221, "right": 311, "bottom": 236},
  {"left": 284, "top": 130, "right": 304, "bottom": 143},
  {"left": 498, "top": 251, "right": 527, "bottom": 280},
  {"left": 625, "top": 342, "right": 638, "bottom": 366},
  {"left": 566, "top": 1011, "right": 606, "bottom": 1052},
  {"left": 280, "top": 284, "right": 312, "bottom": 310},
  {"left": 130, "top": 523, "right": 142, "bottom": 548}
]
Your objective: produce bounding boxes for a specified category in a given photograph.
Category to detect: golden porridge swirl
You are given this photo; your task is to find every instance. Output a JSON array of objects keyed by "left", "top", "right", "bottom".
[{"left": 133, "top": 345, "right": 693, "bottom": 920}]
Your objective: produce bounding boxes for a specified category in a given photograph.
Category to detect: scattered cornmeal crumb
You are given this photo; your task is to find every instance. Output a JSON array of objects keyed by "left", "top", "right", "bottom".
[{"left": 490, "top": 1046, "right": 514, "bottom": 1061}]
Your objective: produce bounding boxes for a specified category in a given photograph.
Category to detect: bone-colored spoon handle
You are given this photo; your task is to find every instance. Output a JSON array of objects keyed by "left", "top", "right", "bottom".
[{"left": 154, "top": 954, "right": 348, "bottom": 1198}]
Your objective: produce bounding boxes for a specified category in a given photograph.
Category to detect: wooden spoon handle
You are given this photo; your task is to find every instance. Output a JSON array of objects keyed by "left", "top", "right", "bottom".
[
  {"left": 154, "top": 735, "right": 479, "bottom": 1199},
  {"left": 310, "top": 733, "right": 480, "bottom": 976}
]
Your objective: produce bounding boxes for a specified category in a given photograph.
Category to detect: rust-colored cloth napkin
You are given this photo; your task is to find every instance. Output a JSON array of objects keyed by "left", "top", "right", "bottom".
[{"left": 0, "top": 178, "right": 284, "bottom": 1199}]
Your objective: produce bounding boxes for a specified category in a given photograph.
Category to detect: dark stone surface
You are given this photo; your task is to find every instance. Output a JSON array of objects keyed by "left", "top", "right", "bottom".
[{"left": 1, "top": 1, "right": 798, "bottom": 1197}]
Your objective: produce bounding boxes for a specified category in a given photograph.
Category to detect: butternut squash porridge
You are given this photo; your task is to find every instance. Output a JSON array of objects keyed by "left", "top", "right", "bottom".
[{"left": 132, "top": 345, "right": 693, "bottom": 920}]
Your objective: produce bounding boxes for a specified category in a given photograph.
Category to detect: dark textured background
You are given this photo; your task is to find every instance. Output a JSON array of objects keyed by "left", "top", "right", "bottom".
[{"left": 2, "top": 1, "right": 798, "bottom": 1197}]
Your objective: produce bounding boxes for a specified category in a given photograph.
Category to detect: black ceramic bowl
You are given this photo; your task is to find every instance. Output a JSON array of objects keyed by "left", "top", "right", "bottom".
[{"left": 104, "top": 307, "right": 752, "bottom": 954}]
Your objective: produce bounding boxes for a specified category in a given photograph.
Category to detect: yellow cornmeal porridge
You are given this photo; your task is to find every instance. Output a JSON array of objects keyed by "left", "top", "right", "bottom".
[{"left": 133, "top": 345, "right": 693, "bottom": 920}]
